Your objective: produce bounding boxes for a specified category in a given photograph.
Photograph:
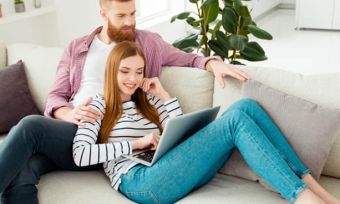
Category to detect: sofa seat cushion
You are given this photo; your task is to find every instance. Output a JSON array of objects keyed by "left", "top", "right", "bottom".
[
  {"left": 38, "top": 171, "right": 287, "bottom": 204},
  {"left": 38, "top": 170, "right": 134, "bottom": 204}
]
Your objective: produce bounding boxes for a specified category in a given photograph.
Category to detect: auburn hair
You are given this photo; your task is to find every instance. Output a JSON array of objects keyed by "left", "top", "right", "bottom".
[
  {"left": 99, "top": 0, "right": 132, "bottom": 9},
  {"left": 98, "top": 41, "right": 163, "bottom": 143}
]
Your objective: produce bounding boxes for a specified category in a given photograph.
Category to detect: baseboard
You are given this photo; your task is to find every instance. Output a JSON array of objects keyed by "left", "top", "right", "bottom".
[
  {"left": 253, "top": 3, "right": 295, "bottom": 21},
  {"left": 278, "top": 3, "right": 295, "bottom": 10}
]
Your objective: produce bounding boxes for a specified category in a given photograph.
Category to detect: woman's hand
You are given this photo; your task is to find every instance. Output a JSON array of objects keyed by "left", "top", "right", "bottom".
[
  {"left": 140, "top": 77, "right": 171, "bottom": 102},
  {"left": 130, "top": 132, "right": 161, "bottom": 151}
]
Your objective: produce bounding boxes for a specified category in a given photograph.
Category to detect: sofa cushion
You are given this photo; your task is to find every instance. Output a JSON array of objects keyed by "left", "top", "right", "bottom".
[
  {"left": 38, "top": 170, "right": 134, "bottom": 204},
  {"left": 179, "top": 174, "right": 340, "bottom": 203},
  {"left": 213, "top": 66, "right": 340, "bottom": 179},
  {"left": 0, "top": 61, "right": 41, "bottom": 133},
  {"left": 6, "top": 43, "right": 63, "bottom": 112},
  {"left": 160, "top": 67, "right": 214, "bottom": 114},
  {"left": 221, "top": 80, "right": 340, "bottom": 189}
]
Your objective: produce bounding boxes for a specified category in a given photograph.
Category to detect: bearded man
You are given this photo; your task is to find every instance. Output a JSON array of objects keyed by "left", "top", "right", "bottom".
[{"left": 0, "top": 0, "right": 249, "bottom": 203}]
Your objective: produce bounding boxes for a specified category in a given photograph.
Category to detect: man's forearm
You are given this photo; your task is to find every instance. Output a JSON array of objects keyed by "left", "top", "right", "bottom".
[{"left": 53, "top": 106, "right": 72, "bottom": 120}]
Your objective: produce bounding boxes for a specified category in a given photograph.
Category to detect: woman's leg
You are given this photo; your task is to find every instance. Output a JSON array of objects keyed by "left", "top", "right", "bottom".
[
  {"left": 120, "top": 109, "right": 309, "bottom": 204},
  {"left": 226, "top": 98, "right": 310, "bottom": 178},
  {"left": 302, "top": 174, "right": 340, "bottom": 204},
  {"left": 228, "top": 99, "right": 340, "bottom": 203}
]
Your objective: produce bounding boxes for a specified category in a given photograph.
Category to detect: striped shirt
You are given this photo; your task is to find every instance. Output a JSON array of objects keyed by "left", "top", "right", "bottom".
[{"left": 72, "top": 94, "right": 183, "bottom": 190}]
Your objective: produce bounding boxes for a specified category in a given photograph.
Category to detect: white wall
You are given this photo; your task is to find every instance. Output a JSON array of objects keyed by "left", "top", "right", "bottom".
[
  {"left": 55, "top": 0, "right": 187, "bottom": 46},
  {"left": 281, "top": 0, "right": 296, "bottom": 4},
  {"left": 0, "top": 12, "right": 59, "bottom": 46},
  {"left": 54, "top": 0, "right": 102, "bottom": 47},
  {"left": 0, "top": 0, "right": 59, "bottom": 46}
]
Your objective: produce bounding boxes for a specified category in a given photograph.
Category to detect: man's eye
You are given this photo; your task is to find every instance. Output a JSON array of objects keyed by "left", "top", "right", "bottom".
[
  {"left": 137, "top": 72, "right": 143, "bottom": 75},
  {"left": 120, "top": 71, "right": 128, "bottom": 74}
]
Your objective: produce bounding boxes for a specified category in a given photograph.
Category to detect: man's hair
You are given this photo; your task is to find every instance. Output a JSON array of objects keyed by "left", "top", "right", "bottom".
[{"left": 99, "top": 0, "right": 132, "bottom": 9}]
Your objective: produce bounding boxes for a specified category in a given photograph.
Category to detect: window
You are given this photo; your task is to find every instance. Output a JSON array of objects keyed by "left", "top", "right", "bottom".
[
  {"left": 136, "top": 0, "right": 185, "bottom": 23},
  {"left": 138, "top": 0, "right": 168, "bottom": 18}
]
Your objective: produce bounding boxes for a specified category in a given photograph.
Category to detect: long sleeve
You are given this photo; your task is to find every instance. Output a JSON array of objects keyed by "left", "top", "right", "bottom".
[
  {"left": 72, "top": 96, "right": 132, "bottom": 167},
  {"left": 44, "top": 42, "right": 74, "bottom": 117},
  {"left": 148, "top": 94, "right": 183, "bottom": 128}
]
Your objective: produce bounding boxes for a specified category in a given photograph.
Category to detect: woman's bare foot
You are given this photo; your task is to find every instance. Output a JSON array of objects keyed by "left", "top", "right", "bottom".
[{"left": 294, "top": 189, "right": 325, "bottom": 204}]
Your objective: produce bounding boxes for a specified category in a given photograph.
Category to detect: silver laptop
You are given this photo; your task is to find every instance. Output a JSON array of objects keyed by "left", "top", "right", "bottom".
[{"left": 123, "top": 106, "right": 221, "bottom": 166}]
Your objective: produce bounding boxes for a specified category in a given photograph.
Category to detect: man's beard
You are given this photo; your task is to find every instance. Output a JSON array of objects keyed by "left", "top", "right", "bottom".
[{"left": 107, "top": 20, "right": 136, "bottom": 42}]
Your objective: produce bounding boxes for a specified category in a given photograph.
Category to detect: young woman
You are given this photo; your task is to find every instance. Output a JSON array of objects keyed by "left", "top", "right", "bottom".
[{"left": 73, "top": 41, "right": 340, "bottom": 204}]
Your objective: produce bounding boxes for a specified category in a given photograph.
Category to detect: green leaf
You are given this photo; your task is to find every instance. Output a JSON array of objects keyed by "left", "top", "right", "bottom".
[
  {"left": 182, "top": 47, "right": 195, "bottom": 53},
  {"left": 189, "top": 0, "right": 198, "bottom": 3},
  {"left": 216, "top": 31, "right": 230, "bottom": 50},
  {"left": 170, "top": 12, "right": 191, "bottom": 23},
  {"left": 247, "top": 25, "right": 273, "bottom": 40},
  {"left": 203, "top": 0, "right": 219, "bottom": 26},
  {"left": 228, "top": 34, "right": 248, "bottom": 51},
  {"left": 238, "top": 5, "right": 250, "bottom": 18},
  {"left": 173, "top": 34, "right": 199, "bottom": 50},
  {"left": 222, "top": 7, "right": 237, "bottom": 33},
  {"left": 208, "top": 40, "right": 228, "bottom": 58},
  {"left": 186, "top": 17, "right": 201, "bottom": 27},
  {"left": 232, "top": 0, "right": 243, "bottom": 14},
  {"left": 240, "top": 41, "right": 267, "bottom": 61},
  {"left": 202, "top": 0, "right": 218, "bottom": 8}
]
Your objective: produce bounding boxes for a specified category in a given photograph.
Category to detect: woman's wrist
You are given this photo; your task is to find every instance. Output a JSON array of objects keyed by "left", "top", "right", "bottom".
[
  {"left": 130, "top": 140, "right": 140, "bottom": 150},
  {"left": 159, "top": 91, "right": 171, "bottom": 103}
]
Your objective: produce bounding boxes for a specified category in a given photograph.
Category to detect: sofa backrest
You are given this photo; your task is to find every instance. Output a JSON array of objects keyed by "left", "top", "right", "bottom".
[
  {"left": 213, "top": 66, "right": 340, "bottom": 178},
  {"left": 6, "top": 43, "right": 63, "bottom": 112}
]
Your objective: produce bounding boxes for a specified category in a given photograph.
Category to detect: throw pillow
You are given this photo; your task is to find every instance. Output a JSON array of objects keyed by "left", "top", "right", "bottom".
[
  {"left": 221, "top": 80, "right": 340, "bottom": 185},
  {"left": 0, "top": 60, "right": 41, "bottom": 133}
]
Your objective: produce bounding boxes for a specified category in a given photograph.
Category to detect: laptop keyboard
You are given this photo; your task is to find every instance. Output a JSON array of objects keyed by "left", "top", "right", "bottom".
[{"left": 136, "top": 150, "right": 155, "bottom": 163}]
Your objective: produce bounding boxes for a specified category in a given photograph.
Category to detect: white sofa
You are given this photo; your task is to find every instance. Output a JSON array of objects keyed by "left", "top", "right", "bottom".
[{"left": 1, "top": 42, "right": 340, "bottom": 204}]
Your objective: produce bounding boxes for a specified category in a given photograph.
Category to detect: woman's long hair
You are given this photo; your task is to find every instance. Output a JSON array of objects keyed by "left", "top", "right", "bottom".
[{"left": 98, "top": 41, "right": 163, "bottom": 143}]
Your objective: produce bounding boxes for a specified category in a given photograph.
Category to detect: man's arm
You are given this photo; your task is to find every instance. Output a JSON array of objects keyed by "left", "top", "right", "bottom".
[
  {"left": 44, "top": 41, "right": 100, "bottom": 124},
  {"left": 152, "top": 33, "right": 250, "bottom": 87},
  {"left": 205, "top": 60, "right": 250, "bottom": 88},
  {"left": 44, "top": 42, "right": 74, "bottom": 118}
]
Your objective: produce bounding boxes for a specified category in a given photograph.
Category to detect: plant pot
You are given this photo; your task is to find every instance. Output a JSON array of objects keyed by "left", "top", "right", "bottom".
[
  {"left": 15, "top": 3, "right": 26, "bottom": 13},
  {"left": 0, "top": 3, "right": 3, "bottom": 18}
]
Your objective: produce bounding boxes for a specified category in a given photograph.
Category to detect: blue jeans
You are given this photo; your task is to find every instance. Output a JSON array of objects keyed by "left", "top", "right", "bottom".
[
  {"left": 119, "top": 99, "right": 310, "bottom": 204},
  {"left": 0, "top": 115, "right": 101, "bottom": 204}
]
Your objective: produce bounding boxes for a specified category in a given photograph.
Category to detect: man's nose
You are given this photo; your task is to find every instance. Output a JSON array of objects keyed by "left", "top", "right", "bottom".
[{"left": 124, "top": 16, "right": 134, "bottom": 26}]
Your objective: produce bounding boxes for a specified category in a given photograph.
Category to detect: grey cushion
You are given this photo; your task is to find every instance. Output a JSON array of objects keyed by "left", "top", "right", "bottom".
[
  {"left": 221, "top": 80, "right": 340, "bottom": 185},
  {"left": 0, "top": 61, "right": 41, "bottom": 133}
]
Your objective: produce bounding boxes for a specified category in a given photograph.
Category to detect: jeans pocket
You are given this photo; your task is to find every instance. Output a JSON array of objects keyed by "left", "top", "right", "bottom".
[{"left": 126, "top": 191, "right": 160, "bottom": 204}]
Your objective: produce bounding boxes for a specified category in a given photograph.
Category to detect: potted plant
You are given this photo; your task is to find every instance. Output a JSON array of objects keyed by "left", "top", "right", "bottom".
[
  {"left": 14, "top": 0, "right": 25, "bottom": 13},
  {"left": 171, "top": 0, "right": 273, "bottom": 64}
]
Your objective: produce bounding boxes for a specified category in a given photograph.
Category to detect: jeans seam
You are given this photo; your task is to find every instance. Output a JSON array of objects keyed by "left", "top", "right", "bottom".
[{"left": 126, "top": 191, "right": 160, "bottom": 204}]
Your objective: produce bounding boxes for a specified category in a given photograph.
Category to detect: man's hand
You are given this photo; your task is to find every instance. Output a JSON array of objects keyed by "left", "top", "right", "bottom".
[
  {"left": 206, "top": 60, "right": 250, "bottom": 88},
  {"left": 53, "top": 97, "right": 101, "bottom": 126}
]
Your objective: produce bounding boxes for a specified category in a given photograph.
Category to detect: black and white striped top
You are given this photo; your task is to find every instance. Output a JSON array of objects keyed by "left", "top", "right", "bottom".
[{"left": 72, "top": 94, "right": 183, "bottom": 190}]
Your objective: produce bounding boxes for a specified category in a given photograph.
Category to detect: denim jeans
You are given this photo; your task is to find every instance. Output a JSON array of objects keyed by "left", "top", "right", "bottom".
[
  {"left": 119, "top": 99, "right": 310, "bottom": 204},
  {"left": 0, "top": 115, "right": 101, "bottom": 204}
]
